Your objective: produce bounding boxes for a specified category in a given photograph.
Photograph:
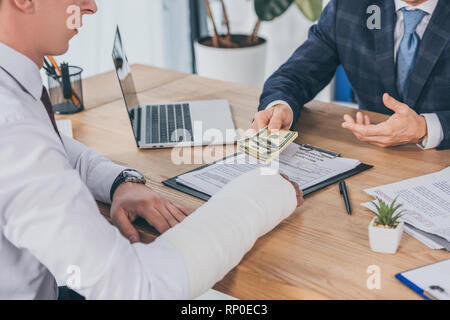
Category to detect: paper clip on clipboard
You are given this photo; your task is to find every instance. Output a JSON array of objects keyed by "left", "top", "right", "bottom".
[{"left": 298, "top": 144, "right": 341, "bottom": 159}]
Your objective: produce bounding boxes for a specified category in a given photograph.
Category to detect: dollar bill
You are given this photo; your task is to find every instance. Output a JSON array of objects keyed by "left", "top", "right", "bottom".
[{"left": 238, "top": 127, "right": 298, "bottom": 163}]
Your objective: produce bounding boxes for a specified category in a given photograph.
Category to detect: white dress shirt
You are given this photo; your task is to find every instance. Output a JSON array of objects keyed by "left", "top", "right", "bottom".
[
  {"left": 267, "top": 0, "right": 444, "bottom": 149},
  {"left": 0, "top": 41, "right": 296, "bottom": 299},
  {"left": 0, "top": 41, "right": 188, "bottom": 299}
]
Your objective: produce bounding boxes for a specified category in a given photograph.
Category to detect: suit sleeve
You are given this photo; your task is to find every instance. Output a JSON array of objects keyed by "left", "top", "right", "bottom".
[
  {"left": 61, "top": 135, "right": 128, "bottom": 204},
  {"left": 258, "top": 0, "right": 340, "bottom": 129},
  {"left": 435, "top": 111, "right": 450, "bottom": 150}
]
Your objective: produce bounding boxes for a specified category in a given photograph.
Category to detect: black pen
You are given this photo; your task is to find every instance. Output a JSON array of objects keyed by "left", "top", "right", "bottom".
[
  {"left": 339, "top": 180, "right": 352, "bottom": 215},
  {"left": 44, "top": 57, "right": 57, "bottom": 76}
]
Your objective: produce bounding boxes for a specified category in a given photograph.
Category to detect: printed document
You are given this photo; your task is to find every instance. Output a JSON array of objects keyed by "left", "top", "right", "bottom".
[
  {"left": 176, "top": 143, "right": 361, "bottom": 196},
  {"left": 364, "top": 167, "right": 450, "bottom": 243}
]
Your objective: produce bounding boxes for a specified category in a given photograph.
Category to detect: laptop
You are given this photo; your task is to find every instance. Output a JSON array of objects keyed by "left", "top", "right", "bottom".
[{"left": 112, "top": 27, "right": 236, "bottom": 148}]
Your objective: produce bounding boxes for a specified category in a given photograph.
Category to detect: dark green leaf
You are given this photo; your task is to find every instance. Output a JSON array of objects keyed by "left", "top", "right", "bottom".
[{"left": 254, "top": 0, "right": 295, "bottom": 21}]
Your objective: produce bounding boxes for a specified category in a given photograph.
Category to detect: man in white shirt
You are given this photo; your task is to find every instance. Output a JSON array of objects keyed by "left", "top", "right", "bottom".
[
  {"left": 0, "top": 0, "right": 303, "bottom": 299},
  {"left": 253, "top": 0, "right": 449, "bottom": 150}
]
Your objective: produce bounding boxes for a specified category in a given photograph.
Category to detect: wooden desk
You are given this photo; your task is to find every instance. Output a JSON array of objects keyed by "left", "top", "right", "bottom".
[{"left": 58, "top": 65, "right": 450, "bottom": 300}]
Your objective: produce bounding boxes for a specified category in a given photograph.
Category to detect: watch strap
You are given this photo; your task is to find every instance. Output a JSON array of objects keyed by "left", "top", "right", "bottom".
[{"left": 110, "top": 170, "right": 145, "bottom": 201}]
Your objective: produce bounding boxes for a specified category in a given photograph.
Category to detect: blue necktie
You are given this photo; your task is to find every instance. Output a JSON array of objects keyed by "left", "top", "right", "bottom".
[{"left": 396, "top": 8, "right": 427, "bottom": 101}]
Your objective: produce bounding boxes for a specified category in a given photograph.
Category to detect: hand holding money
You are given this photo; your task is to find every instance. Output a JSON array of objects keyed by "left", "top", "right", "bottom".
[
  {"left": 252, "top": 104, "right": 294, "bottom": 131},
  {"left": 238, "top": 127, "right": 298, "bottom": 163}
]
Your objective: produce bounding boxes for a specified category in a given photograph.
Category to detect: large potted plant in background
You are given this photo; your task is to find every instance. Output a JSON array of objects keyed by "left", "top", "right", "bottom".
[{"left": 195, "top": 0, "right": 323, "bottom": 87}]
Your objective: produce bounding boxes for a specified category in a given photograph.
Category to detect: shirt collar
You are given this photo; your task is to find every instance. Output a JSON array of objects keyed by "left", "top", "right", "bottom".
[
  {"left": 394, "top": 0, "right": 439, "bottom": 15},
  {"left": 0, "top": 41, "right": 43, "bottom": 101}
]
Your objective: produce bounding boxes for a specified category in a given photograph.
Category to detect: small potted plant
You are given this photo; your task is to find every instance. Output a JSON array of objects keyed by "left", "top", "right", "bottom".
[{"left": 368, "top": 197, "right": 405, "bottom": 254}]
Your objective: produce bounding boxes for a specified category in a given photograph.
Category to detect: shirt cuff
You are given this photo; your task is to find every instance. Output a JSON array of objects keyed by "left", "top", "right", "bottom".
[
  {"left": 417, "top": 113, "right": 445, "bottom": 150},
  {"left": 265, "top": 100, "right": 294, "bottom": 129}
]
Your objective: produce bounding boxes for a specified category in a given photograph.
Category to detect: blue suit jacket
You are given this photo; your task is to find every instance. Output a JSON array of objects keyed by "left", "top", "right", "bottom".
[{"left": 259, "top": 0, "right": 450, "bottom": 150}]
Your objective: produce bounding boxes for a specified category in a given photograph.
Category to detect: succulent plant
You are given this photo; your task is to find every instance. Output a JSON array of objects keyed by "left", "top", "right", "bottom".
[{"left": 372, "top": 197, "right": 405, "bottom": 229}]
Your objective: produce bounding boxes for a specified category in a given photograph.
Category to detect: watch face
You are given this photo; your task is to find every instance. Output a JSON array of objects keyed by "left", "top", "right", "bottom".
[
  {"left": 123, "top": 170, "right": 146, "bottom": 184},
  {"left": 124, "top": 170, "right": 144, "bottom": 179}
]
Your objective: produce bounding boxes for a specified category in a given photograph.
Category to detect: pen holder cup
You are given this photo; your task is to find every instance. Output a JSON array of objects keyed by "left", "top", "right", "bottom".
[{"left": 47, "top": 65, "right": 84, "bottom": 114}]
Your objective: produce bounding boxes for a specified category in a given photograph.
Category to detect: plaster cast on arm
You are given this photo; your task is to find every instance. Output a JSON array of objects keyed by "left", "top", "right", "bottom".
[{"left": 156, "top": 168, "right": 297, "bottom": 298}]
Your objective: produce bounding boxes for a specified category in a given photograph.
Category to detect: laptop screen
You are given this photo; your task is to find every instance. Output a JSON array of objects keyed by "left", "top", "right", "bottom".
[{"left": 112, "top": 26, "right": 141, "bottom": 145}]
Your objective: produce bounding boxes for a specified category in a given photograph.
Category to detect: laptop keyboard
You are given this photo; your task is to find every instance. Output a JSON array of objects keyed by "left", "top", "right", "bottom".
[{"left": 145, "top": 104, "right": 193, "bottom": 145}]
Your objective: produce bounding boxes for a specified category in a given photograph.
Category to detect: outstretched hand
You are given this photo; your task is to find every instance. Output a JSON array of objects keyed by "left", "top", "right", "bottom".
[
  {"left": 252, "top": 104, "right": 294, "bottom": 131},
  {"left": 341, "top": 93, "right": 427, "bottom": 148}
]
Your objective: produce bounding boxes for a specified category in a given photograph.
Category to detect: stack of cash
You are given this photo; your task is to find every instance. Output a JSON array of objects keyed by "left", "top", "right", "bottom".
[{"left": 238, "top": 127, "right": 298, "bottom": 163}]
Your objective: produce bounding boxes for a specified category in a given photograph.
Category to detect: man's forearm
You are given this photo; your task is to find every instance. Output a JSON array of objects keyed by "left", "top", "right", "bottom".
[
  {"left": 258, "top": 0, "right": 340, "bottom": 127},
  {"left": 61, "top": 135, "right": 128, "bottom": 204}
]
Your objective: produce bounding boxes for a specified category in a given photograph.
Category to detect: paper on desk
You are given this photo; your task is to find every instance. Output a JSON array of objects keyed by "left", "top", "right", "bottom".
[
  {"left": 362, "top": 201, "right": 448, "bottom": 250},
  {"left": 176, "top": 143, "right": 361, "bottom": 196},
  {"left": 400, "top": 259, "right": 450, "bottom": 300},
  {"left": 364, "top": 167, "right": 450, "bottom": 243},
  {"left": 403, "top": 222, "right": 450, "bottom": 251}
]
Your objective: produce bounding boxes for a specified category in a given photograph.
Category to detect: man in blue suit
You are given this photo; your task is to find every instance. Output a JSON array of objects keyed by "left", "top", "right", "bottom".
[{"left": 252, "top": 0, "right": 450, "bottom": 150}]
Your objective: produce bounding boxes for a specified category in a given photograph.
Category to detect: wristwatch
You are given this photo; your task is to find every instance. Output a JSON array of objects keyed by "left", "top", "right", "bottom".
[{"left": 110, "top": 169, "right": 146, "bottom": 201}]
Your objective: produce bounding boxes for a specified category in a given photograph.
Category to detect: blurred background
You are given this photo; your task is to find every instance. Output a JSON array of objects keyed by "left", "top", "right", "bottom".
[{"left": 52, "top": 0, "right": 355, "bottom": 106}]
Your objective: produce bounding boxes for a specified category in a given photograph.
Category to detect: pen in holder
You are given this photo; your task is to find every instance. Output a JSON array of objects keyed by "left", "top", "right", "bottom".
[{"left": 46, "top": 63, "right": 84, "bottom": 114}]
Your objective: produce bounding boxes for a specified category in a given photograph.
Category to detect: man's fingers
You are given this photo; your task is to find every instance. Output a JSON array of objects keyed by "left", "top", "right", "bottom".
[
  {"left": 111, "top": 208, "right": 140, "bottom": 243},
  {"left": 343, "top": 122, "right": 391, "bottom": 137},
  {"left": 342, "top": 114, "right": 355, "bottom": 127},
  {"left": 252, "top": 112, "right": 270, "bottom": 131},
  {"left": 297, "top": 190, "right": 305, "bottom": 207},
  {"left": 359, "top": 135, "right": 392, "bottom": 145},
  {"left": 364, "top": 115, "right": 371, "bottom": 125},
  {"left": 383, "top": 93, "right": 408, "bottom": 114},
  {"left": 174, "top": 204, "right": 192, "bottom": 216},
  {"left": 280, "top": 174, "right": 304, "bottom": 207},
  {"left": 156, "top": 206, "right": 179, "bottom": 228},
  {"left": 253, "top": 105, "right": 292, "bottom": 132},
  {"left": 268, "top": 114, "right": 283, "bottom": 131},
  {"left": 348, "top": 130, "right": 395, "bottom": 147},
  {"left": 251, "top": 118, "right": 266, "bottom": 131},
  {"left": 294, "top": 185, "right": 304, "bottom": 207},
  {"left": 356, "top": 112, "right": 364, "bottom": 125},
  {"left": 142, "top": 208, "right": 171, "bottom": 234},
  {"left": 166, "top": 203, "right": 188, "bottom": 223}
]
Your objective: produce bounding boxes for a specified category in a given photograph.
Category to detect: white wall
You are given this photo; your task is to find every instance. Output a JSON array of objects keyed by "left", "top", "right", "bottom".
[
  {"left": 48, "top": 0, "right": 335, "bottom": 102},
  {"left": 51, "top": 0, "right": 192, "bottom": 79}
]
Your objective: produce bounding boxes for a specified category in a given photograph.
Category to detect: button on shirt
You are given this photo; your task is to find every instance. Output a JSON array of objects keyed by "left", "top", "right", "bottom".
[
  {"left": 267, "top": 0, "right": 444, "bottom": 150},
  {"left": 0, "top": 42, "right": 188, "bottom": 299}
]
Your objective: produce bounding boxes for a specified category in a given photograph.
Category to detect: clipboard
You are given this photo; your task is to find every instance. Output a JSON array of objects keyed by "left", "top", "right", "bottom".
[
  {"left": 162, "top": 145, "right": 374, "bottom": 201},
  {"left": 396, "top": 259, "right": 450, "bottom": 300}
]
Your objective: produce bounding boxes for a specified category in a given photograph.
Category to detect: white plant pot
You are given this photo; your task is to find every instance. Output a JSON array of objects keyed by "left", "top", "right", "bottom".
[
  {"left": 368, "top": 217, "right": 404, "bottom": 254},
  {"left": 194, "top": 37, "right": 268, "bottom": 88}
]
